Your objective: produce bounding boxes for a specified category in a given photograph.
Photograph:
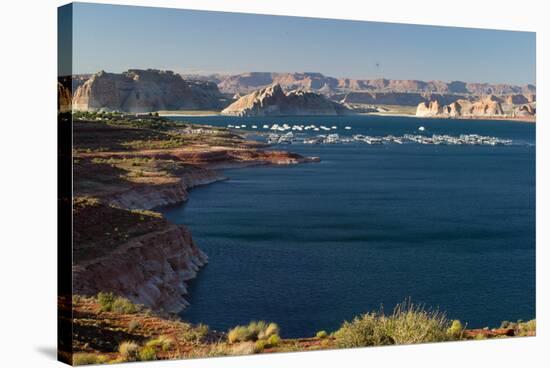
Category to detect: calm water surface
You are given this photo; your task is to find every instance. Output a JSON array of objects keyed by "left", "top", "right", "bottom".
[{"left": 162, "top": 115, "right": 535, "bottom": 338}]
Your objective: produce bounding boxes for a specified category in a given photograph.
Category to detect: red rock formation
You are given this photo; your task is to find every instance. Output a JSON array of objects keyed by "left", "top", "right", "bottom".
[
  {"left": 73, "top": 224, "right": 207, "bottom": 312},
  {"left": 221, "top": 84, "right": 352, "bottom": 117},
  {"left": 416, "top": 96, "right": 505, "bottom": 118},
  {"left": 73, "top": 69, "right": 225, "bottom": 112}
]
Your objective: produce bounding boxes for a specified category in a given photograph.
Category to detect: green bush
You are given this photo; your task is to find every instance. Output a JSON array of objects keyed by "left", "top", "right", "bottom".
[
  {"left": 474, "top": 333, "right": 487, "bottom": 340},
  {"left": 118, "top": 341, "right": 140, "bottom": 362},
  {"left": 267, "top": 334, "right": 281, "bottom": 347},
  {"left": 146, "top": 335, "right": 175, "bottom": 351},
  {"left": 97, "top": 292, "right": 115, "bottom": 312},
  {"left": 139, "top": 346, "right": 157, "bottom": 361},
  {"left": 316, "top": 330, "right": 328, "bottom": 339},
  {"left": 180, "top": 323, "right": 209, "bottom": 344},
  {"left": 254, "top": 339, "right": 266, "bottom": 352},
  {"left": 335, "top": 312, "right": 392, "bottom": 348},
  {"left": 227, "top": 321, "right": 280, "bottom": 343},
  {"left": 112, "top": 297, "right": 138, "bottom": 314},
  {"left": 96, "top": 292, "right": 138, "bottom": 314},
  {"left": 447, "top": 320, "right": 464, "bottom": 339},
  {"left": 72, "top": 353, "right": 108, "bottom": 366}
]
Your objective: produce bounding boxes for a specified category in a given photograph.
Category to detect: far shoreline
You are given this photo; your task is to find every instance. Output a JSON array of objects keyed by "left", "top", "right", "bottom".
[{"left": 159, "top": 110, "right": 536, "bottom": 124}]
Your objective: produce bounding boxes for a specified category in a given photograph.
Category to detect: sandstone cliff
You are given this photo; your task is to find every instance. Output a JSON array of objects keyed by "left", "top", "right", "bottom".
[
  {"left": 58, "top": 81, "right": 72, "bottom": 113},
  {"left": 221, "top": 84, "right": 353, "bottom": 117},
  {"left": 213, "top": 71, "right": 536, "bottom": 97},
  {"left": 76, "top": 224, "right": 207, "bottom": 312},
  {"left": 73, "top": 69, "right": 226, "bottom": 112},
  {"left": 416, "top": 95, "right": 506, "bottom": 118},
  {"left": 338, "top": 91, "right": 474, "bottom": 107}
]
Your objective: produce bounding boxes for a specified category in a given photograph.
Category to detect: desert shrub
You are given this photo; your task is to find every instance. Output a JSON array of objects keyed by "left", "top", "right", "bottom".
[
  {"left": 260, "top": 322, "right": 280, "bottom": 340},
  {"left": 146, "top": 335, "right": 175, "bottom": 352},
  {"left": 72, "top": 353, "right": 108, "bottom": 366},
  {"left": 501, "top": 321, "right": 518, "bottom": 330},
  {"left": 335, "top": 312, "right": 392, "bottom": 348},
  {"left": 118, "top": 341, "right": 140, "bottom": 362},
  {"left": 267, "top": 334, "right": 281, "bottom": 347},
  {"left": 139, "top": 346, "right": 157, "bottom": 361},
  {"left": 112, "top": 297, "right": 138, "bottom": 314},
  {"left": 384, "top": 302, "right": 450, "bottom": 344},
  {"left": 254, "top": 339, "right": 266, "bottom": 352},
  {"left": 128, "top": 319, "right": 140, "bottom": 333},
  {"left": 447, "top": 320, "right": 464, "bottom": 339},
  {"left": 335, "top": 301, "right": 450, "bottom": 348},
  {"left": 231, "top": 342, "right": 257, "bottom": 355},
  {"left": 316, "top": 330, "right": 328, "bottom": 339},
  {"left": 97, "top": 292, "right": 115, "bottom": 312},
  {"left": 204, "top": 343, "right": 232, "bottom": 357},
  {"left": 228, "top": 321, "right": 280, "bottom": 343},
  {"left": 228, "top": 326, "right": 252, "bottom": 343},
  {"left": 517, "top": 319, "right": 536, "bottom": 336},
  {"left": 181, "top": 324, "right": 209, "bottom": 344}
]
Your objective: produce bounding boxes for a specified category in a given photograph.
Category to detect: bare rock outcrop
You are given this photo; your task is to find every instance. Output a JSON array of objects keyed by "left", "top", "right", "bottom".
[
  {"left": 73, "top": 223, "right": 207, "bottom": 312},
  {"left": 57, "top": 82, "right": 72, "bottom": 113},
  {"left": 73, "top": 69, "right": 226, "bottom": 112},
  {"left": 221, "top": 84, "right": 353, "bottom": 117},
  {"left": 416, "top": 96, "right": 505, "bottom": 118}
]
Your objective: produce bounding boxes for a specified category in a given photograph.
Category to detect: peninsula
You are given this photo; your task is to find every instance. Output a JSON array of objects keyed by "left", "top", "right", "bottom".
[{"left": 70, "top": 111, "right": 318, "bottom": 312}]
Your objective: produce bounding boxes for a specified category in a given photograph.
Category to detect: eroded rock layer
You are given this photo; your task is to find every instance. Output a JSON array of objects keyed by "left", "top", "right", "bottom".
[
  {"left": 221, "top": 84, "right": 353, "bottom": 117},
  {"left": 73, "top": 69, "right": 226, "bottom": 112}
]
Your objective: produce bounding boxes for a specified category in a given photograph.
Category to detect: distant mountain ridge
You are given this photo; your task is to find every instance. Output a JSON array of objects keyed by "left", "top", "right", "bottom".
[
  {"left": 190, "top": 71, "right": 535, "bottom": 96},
  {"left": 67, "top": 70, "right": 536, "bottom": 114}
]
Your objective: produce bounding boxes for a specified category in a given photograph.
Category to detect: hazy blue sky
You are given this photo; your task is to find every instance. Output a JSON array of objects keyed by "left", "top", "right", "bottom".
[{"left": 70, "top": 2, "right": 536, "bottom": 84}]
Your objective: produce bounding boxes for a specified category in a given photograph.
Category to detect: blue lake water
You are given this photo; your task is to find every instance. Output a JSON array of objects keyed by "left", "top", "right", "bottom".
[{"left": 163, "top": 115, "right": 535, "bottom": 338}]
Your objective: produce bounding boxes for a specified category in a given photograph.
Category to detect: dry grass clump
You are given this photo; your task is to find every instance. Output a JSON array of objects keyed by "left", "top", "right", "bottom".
[
  {"left": 118, "top": 341, "right": 140, "bottom": 362},
  {"left": 517, "top": 319, "right": 536, "bottom": 336},
  {"left": 335, "top": 301, "right": 451, "bottom": 348},
  {"left": 316, "top": 330, "right": 328, "bottom": 339},
  {"left": 231, "top": 341, "right": 258, "bottom": 355},
  {"left": 146, "top": 335, "right": 175, "bottom": 352},
  {"left": 72, "top": 353, "right": 108, "bottom": 366},
  {"left": 180, "top": 323, "right": 209, "bottom": 344},
  {"left": 138, "top": 346, "right": 157, "bottom": 361},
  {"left": 447, "top": 320, "right": 464, "bottom": 339},
  {"left": 227, "top": 321, "right": 280, "bottom": 343},
  {"left": 96, "top": 292, "right": 139, "bottom": 314}
]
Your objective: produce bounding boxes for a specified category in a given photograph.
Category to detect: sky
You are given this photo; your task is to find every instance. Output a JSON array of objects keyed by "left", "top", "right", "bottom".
[{"left": 67, "top": 2, "right": 536, "bottom": 85}]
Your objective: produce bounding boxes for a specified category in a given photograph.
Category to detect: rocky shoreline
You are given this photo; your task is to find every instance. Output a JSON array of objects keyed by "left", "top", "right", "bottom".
[{"left": 71, "top": 112, "right": 319, "bottom": 312}]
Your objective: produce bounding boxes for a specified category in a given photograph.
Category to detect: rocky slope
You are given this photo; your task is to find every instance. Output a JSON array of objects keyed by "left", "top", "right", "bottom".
[
  {"left": 72, "top": 113, "right": 319, "bottom": 312},
  {"left": 73, "top": 202, "right": 207, "bottom": 312},
  {"left": 72, "top": 69, "right": 226, "bottom": 112},
  {"left": 221, "top": 84, "right": 353, "bottom": 117}
]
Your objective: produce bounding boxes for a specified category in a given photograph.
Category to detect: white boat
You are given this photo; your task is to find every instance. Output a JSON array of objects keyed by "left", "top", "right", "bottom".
[{"left": 418, "top": 126, "right": 425, "bottom": 131}]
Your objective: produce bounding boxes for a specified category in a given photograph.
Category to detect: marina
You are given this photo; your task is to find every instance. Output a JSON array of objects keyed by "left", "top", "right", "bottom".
[{"left": 266, "top": 132, "right": 513, "bottom": 146}]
